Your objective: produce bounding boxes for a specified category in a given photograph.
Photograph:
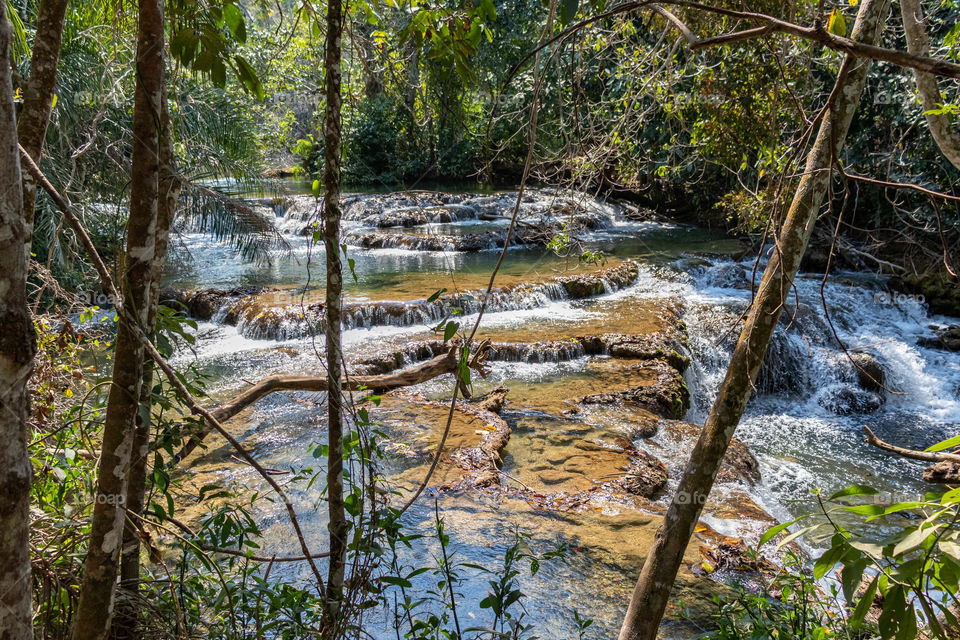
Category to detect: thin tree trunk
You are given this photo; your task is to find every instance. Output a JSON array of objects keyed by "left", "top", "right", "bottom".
[
  {"left": 0, "top": 3, "right": 37, "bottom": 639},
  {"left": 17, "top": 0, "right": 69, "bottom": 234},
  {"left": 900, "top": 0, "right": 960, "bottom": 170},
  {"left": 321, "top": 0, "right": 347, "bottom": 634},
  {"left": 617, "top": 2, "right": 890, "bottom": 638},
  {"left": 117, "top": 85, "right": 178, "bottom": 640},
  {"left": 72, "top": 0, "right": 164, "bottom": 637}
]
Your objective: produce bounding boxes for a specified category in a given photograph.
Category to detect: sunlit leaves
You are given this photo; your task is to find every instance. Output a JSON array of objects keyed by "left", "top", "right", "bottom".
[
  {"left": 827, "top": 8, "right": 847, "bottom": 37},
  {"left": 169, "top": 1, "right": 263, "bottom": 99}
]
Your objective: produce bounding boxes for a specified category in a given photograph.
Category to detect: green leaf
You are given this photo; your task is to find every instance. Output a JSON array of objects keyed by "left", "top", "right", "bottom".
[
  {"left": 758, "top": 516, "right": 806, "bottom": 547},
  {"left": 559, "top": 0, "right": 579, "bottom": 26},
  {"left": 426, "top": 288, "right": 447, "bottom": 303},
  {"left": 927, "top": 432, "right": 960, "bottom": 453},
  {"left": 443, "top": 321, "right": 459, "bottom": 343},
  {"left": 829, "top": 484, "right": 878, "bottom": 501},
  {"left": 894, "top": 524, "right": 942, "bottom": 556},
  {"left": 848, "top": 574, "right": 878, "bottom": 631},
  {"left": 841, "top": 559, "right": 867, "bottom": 603},
  {"left": 223, "top": 3, "right": 246, "bottom": 43},
  {"left": 234, "top": 55, "right": 264, "bottom": 99},
  {"left": 827, "top": 9, "right": 847, "bottom": 37},
  {"left": 380, "top": 576, "right": 412, "bottom": 588},
  {"left": 312, "top": 180, "right": 321, "bottom": 198},
  {"left": 814, "top": 543, "right": 846, "bottom": 580}
]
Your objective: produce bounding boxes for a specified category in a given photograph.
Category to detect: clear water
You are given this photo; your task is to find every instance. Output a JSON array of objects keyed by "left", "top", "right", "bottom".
[{"left": 162, "top": 190, "right": 960, "bottom": 637}]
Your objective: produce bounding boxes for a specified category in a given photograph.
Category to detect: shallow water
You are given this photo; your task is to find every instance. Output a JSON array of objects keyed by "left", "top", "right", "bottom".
[{"left": 162, "top": 189, "right": 960, "bottom": 637}]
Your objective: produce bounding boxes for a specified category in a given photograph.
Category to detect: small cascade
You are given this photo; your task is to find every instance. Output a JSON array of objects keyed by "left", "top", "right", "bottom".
[
  {"left": 199, "top": 261, "right": 640, "bottom": 340},
  {"left": 345, "top": 229, "right": 507, "bottom": 252}
]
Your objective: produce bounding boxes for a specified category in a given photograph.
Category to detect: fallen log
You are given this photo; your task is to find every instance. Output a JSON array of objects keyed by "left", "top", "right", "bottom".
[{"left": 174, "top": 343, "right": 490, "bottom": 463}]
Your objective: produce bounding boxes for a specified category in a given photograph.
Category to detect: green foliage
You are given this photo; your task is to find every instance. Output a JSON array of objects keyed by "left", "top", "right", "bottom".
[{"left": 704, "top": 552, "right": 858, "bottom": 640}]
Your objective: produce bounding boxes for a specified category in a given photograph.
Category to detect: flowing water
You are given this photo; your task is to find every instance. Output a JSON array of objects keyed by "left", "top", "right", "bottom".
[{"left": 158, "top": 187, "right": 960, "bottom": 637}]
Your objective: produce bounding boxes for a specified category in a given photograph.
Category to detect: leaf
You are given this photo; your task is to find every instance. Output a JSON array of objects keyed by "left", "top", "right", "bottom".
[
  {"left": 312, "top": 180, "right": 321, "bottom": 198},
  {"left": 814, "top": 543, "right": 846, "bottom": 580},
  {"left": 848, "top": 574, "right": 878, "bottom": 631},
  {"left": 830, "top": 484, "right": 878, "bottom": 501},
  {"left": 443, "top": 321, "right": 460, "bottom": 343},
  {"left": 234, "top": 55, "right": 264, "bottom": 99},
  {"left": 827, "top": 9, "right": 847, "bottom": 37},
  {"left": 223, "top": 3, "right": 246, "bottom": 43},
  {"left": 927, "top": 432, "right": 960, "bottom": 453},
  {"left": 559, "top": 0, "right": 579, "bottom": 25},
  {"left": 426, "top": 288, "right": 447, "bottom": 303},
  {"left": 759, "top": 515, "right": 807, "bottom": 547},
  {"left": 380, "top": 576, "right": 412, "bottom": 588},
  {"left": 841, "top": 559, "right": 867, "bottom": 603},
  {"left": 894, "top": 524, "right": 942, "bottom": 556}
]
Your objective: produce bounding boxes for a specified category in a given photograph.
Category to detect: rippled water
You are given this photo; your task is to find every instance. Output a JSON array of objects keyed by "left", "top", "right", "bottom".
[{"left": 161, "top": 189, "right": 960, "bottom": 637}]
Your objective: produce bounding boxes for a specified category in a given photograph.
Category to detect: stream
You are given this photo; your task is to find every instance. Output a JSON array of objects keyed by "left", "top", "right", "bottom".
[{"left": 159, "top": 187, "right": 960, "bottom": 638}]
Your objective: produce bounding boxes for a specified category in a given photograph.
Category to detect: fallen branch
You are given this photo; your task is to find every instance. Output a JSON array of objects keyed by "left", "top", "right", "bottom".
[
  {"left": 863, "top": 425, "right": 960, "bottom": 464},
  {"left": 174, "top": 345, "right": 490, "bottom": 462}
]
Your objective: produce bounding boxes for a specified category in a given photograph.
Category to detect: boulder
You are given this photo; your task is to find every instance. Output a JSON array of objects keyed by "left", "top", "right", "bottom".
[
  {"left": 850, "top": 352, "right": 885, "bottom": 392},
  {"left": 919, "top": 324, "right": 960, "bottom": 352},
  {"left": 818, "top": 386, "right": 884, "bottom": 415},
  {"left": 890, "top": 273, "right": 960, "bottom": 318}
]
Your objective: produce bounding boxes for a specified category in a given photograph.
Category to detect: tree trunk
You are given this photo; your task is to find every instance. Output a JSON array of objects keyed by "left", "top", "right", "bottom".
[
  {"left": 617, "top": 2, "right": 890, "bottom": 638},
  {"left": 17, "top": 0, "right": 69, "bottom": 234},
  {"left": 72, "top": 0, "right": 164, "bottom": 637},
  {"left": 117, "top": 84, "right": 178, "bottom": 640},
  {"left": 0, "top": 3, "right": 38, "bottom": 639},
  {"left": 321, "top": 0, "right": 347, "bottom": 634},
  {"left": 900, "top": 0, "right": 960, "bottom": 170}
]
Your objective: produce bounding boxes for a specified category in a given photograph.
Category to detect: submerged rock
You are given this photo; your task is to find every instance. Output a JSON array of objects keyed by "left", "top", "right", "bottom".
[
  {"left": 819, "top": 386, "right": 883, "bottom": 415},
  {"left": 579, "top": 359, "right": 690, "bottom": 420}
]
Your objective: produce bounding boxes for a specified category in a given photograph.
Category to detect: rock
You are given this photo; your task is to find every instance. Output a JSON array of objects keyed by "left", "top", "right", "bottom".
[
  {"left": 617, "top": 450, "right": 668, "bottom": 498},
  {"left": 606, "top": 333, "right": 691, "bottom": 373},
  {"left": 890, "top": 273, "right": 960, "bottom": 318},
  {"left": 818, "top": 386, "right": 883, "bottom": 415},
  {"left": 539, "top": 469, "right": 576, "bottom": 486},
  {"left": 580, "top": 359, "right": 690, "bottom": 419},
  {"left": 557, "top": 261, "right": 639, "bottom": 299},
  {"left": 850, "top": 352, "right": 885, "bottom": 392},
  {"left": 919, "top": 324, "right": 960, "bottom": 352},
  {"left": 161, "top": 285, "right": 270, "bottom": 320},
  {"left": 716, "top": 438, "right": 761, "bottom": 485},
  {"left": 923, "top": 461, "right": 960, "bottom": 484}
]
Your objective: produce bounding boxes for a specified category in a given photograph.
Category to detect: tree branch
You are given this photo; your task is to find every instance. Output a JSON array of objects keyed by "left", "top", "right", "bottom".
[{"left": 863, "top": 425, "right": 960, "bottom": 464}]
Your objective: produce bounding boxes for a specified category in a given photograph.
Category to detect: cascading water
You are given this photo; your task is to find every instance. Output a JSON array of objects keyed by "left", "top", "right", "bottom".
[
  {"left": 673, "top": 255, "right": 960, "bottom": 528},
  {"left": 155, "top": 186, "right": 960, "bottom": 638}
]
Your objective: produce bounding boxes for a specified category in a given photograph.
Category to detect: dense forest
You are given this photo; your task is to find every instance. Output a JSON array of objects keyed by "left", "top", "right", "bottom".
[{"left": 1, "top": 0, "right": 960, "bottom": 638}]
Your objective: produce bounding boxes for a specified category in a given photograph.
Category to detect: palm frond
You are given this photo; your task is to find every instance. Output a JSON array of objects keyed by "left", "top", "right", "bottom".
[{"left": 177, "top": 179, "right": 291, "bottom": 264}]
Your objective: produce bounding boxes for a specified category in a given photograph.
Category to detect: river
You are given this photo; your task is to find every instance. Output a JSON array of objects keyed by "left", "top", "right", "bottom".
[{"left": 159, "top": 186, "right": 960, "bottom": 637}]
